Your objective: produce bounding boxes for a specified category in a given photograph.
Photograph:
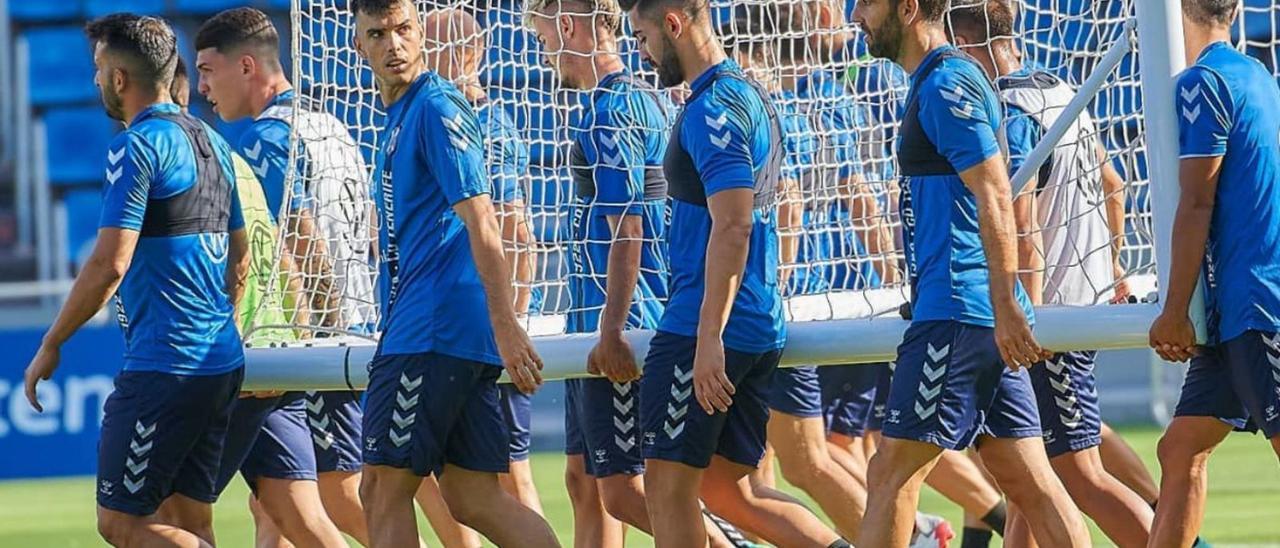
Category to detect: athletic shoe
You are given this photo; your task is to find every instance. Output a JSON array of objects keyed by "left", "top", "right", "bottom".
[{"left": 909, "top": 513, "right": 955, "bottom": 548}]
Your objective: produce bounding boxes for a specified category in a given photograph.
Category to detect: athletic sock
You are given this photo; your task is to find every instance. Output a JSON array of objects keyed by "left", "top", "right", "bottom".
[
  {"left": 961, "top": 527, "right": 994, "bottom": 548},
  {"left": 980, "top": 502, "right": 1008, "bottom": 536},
  {"left": 702, "top": 509, "right": 754, "bottom": 548},
  {"left": 827, "top": 540, "right": 852, "bottom": 548}
]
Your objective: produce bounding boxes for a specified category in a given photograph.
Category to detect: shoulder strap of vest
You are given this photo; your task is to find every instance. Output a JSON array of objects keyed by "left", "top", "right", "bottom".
[{"left": 997, "top": 70, "right": 1059, "bottom": 92}]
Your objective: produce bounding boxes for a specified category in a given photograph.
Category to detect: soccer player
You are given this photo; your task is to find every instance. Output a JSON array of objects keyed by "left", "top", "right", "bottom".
[
  {"left": 348, "top": 1, "right": 558, "bottom": 547},
  {"left": 23, "top": 14, "right": 246, "bottom": 546},
  {"left": 195, "top": 8, "right": 371, "bottom": 546},
  {"left": 850, "top": 0, "right": 1090, "bottom": 545},
  {"left": 624, "top": 0, "right": 845, "bottom": 546},
  {"left": 947, "top": 2, "right": 1156, "bottom": 546},
  {"left": 1148, "top": 0, "right": 1280, "bottom": 545}
]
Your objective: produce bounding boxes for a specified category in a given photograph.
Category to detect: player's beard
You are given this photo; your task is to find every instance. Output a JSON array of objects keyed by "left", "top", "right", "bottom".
[
  {"left": 100, "top": 86, "right": 125, "bottom": 122},
  {"left": 864, "top": 15, "right": 903, "bottom": 61},
  {"left": 654, "top": 36, "right": 684, "bottom": 88}
]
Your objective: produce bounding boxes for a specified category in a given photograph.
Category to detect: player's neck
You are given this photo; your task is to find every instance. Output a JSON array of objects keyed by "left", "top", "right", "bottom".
[
  {"left": 120, "top": 88, "right": 172, "bottom": 127},
  {"left": 587, "top": 54, "right": 626, "bottom": 88},
  {"left": 898, "top": 26, "right": 949, "bottom": 74},
  {"left": 993, "top": 47, "right": 1023, "bottom": 80},
  {"left": 1184, "top": 25, "right": 1231, "bottom": 65},
  {"left": 379, "top": 64, "right": 427, "bottom": 106},
  {"left": 249, "top": 77, "right": 294, "bottom": 118},
  {"left": 678, "top": 30, "right": 728, "bottom": 86}
]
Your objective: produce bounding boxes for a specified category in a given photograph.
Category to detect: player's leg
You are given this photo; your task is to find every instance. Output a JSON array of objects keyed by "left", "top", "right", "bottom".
[
  {"left": 253, "top": 478, "right": 346, "bottom": 548},
  {"left": 768, "top": 407, "right": 867, "bottom": 537},
  {"left": 751, "top": 444, "right": 778, "bottom": 490},
  {"left": 922, "top": 451, "right": 1005, "bottom": 528},
  {"left": 96, "top": 369, "right": 242, "bottom": 547},
  {"left": 498, "top": 384, "right": 545, "bottom": 514},
  {"left": 565, "top": 455, "right": 625, "bottom": 548},
  {"left": 1098, "top": 422, "right": 1160, "bottom": 503},
  {"left": 306, "top": 390, "right": 371, "bottom": 544},
  {"left": 318, "top": 472, "right": 367, "bottom": 544},
  {"left": 575, "top": 377, "right": 650, "bottom": 531},
  {"left": 437, "top": 465, "right": 558, "bottom": 548},
  {"left": 701, "top": 457, "right": 843, "bottom": 546},
  {"left": 416, "top": 474, "right": 483, "bottom": 548},
  {"left": 362, "top": 464, "right": 427, "bottom": 547},
  {"left": 977, "top": 436, "right": 1088, "bottom": 546},
  {"left": 248, "top": 494, "right": 295, "bottom": 548}
]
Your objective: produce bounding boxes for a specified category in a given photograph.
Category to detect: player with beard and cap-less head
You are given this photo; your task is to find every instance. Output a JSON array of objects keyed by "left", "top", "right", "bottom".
[
  {"left": 624, "top": 0, "right": 848, "bottom": 546},
  {"left": 348, "top": 1, "right": 559, "bottom": 546},
  {"left": 24, "top": 13, "right": 248, "bottom": 547},
  {"left": 850, "top": 0, "right": 1091, "bottom": 545}
]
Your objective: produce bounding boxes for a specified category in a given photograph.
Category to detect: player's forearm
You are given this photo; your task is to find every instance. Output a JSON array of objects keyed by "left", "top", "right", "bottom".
[
  {"left": 286, "top": 213, "right": 340, "bottom": 324},
  {"left": 600, "top": 215, "right": 645, "bottom": 336},
  {"left": 777, "top": 180, "right": 802, "bottom": 289},
  {"left": 969, "top": 172, "right": 1024, "bottom": 313},
  {"left": 459, "top": 199, "right": 523, "bottom": 333},
  {"left": 43, "top": 258, "right": 126, "bottom": 348},
  {"left": 696, "top": 216, "right": 752, "bottom": 343},
  {"left": 501, "top": 206, "right": 535, "bottom": 316},
  {"left": 1101, "top": 160, "right": 1128, "bottom": 271},
  {"left": 227, "top": 229, "right": 250, "bottom": 317},
  {"left": 1013, "top": 193, "right": 1044, "bottom": 306},
  {"left": 1164, "top": 195, "right": 1213, "bottom": 314}
]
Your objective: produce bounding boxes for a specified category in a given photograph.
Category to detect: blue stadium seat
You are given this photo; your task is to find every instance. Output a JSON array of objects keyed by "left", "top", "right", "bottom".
[
  {"left": 43, "top": 107, "right": 121, "bottom": 186},
  {"left": 84, "top": 0, "right": 166, "bottom": 18},
  {"left": 172, "top": 0, "right": 249, "bottom": 15},
  {"left": 8, "top": 1, "right": 82, "bottom": 22},
  {"left": 62, "top": 189, "right": 103, "bottom": 268},
  {"left": 264, "top": 0, "right": 293, "bottom": 10},
  {"left": 24, "top": 27, "right": 98, "bottom": 106}
]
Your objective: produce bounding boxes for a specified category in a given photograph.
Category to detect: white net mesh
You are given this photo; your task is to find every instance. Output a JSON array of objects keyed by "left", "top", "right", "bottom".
[{"left": 257, "top": 0, "right": 1275, "bottom": 345}]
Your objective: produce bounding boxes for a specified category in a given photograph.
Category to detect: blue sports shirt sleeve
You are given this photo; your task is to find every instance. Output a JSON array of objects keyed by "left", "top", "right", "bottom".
[
  {"left": 237, "top": 121, "right": 305, "bottom": 218},
  {"left": 918, "top": 68, "right": 1002, "bottom": 172},
  {"left": 683, "top": 86, "right": 758, "bottom": 196},
  {"left": 420, "top": 89, "right": 489, "bottom": 205},
  {"left": 1177, "top": 67, "right": 1233, "bottom": 158},
  {"left": 1004, "top": 104, "right": 1042, "bottom": 177},
  {"left": 99, "top": 132, "right": 153, "bottom": 231},
  {"left": 590, "top": 104, "right": 647, "bottom": 216},
  {"left": 485, "top": 108, "right": 528, "bottom": 203}
]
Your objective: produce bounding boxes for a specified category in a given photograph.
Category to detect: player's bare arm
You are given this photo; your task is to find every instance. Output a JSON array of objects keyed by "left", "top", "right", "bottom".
[
  {"left": 284, "top": 210, "right": 343, "bottom": 327},
  {"left": 694, "top": 187, "right": 755, "bottom": 415},
  {"left": 25, "top": 227, "right": 140, "bottom": 411},
  {"left": 454, "top": 194, "right": 545, "bottom": 393},
  {"left": 587, "top": 213, "right": 645, "bottom": 382},
  {"left": 959, "top": 155, "right": 1050, "bottom": 368},
  {"left": 1097, "top": 144, "right": 1131, "bottom": 302},
  {"left": 227, "top": 227, "right": 250, "bottom": 319},
  {"left": 1012, "top": 184, "right": 1044, "bottom": 306},
  {"left": 1150, "top": 156, "right": 1222, "bottom": 362}
]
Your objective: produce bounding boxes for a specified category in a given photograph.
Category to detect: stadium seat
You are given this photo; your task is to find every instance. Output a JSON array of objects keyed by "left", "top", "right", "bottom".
[
  {"left": 84, "top": 0, "right": 166, "bottom": 18},
  {"left": 24, "top": 27, "right": 98, "bottom": 106},
  {"left": 8, "top": 1, "right": 82, "bottom": 22},
  {"left": 42, "top": 107, "right": 121, "bottom": 186},
  {"left": 62, "top": 188, "right": 103, "bottom": 268},
  {"left": 172, "top": 0, "right": 250, "bottom": 15}
]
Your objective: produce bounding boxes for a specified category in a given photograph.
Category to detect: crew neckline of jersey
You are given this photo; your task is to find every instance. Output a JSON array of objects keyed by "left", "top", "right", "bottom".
[
  {"left": 592, "top": 69, "right": 630, "bottom": 103},
  {"left": 384, "top": 71, "right": 433, "bottom": 112},
  {"left": 1198, "top": 40, "right": 1231, "bottom": 63},
  {"left": 910, "top": 44, "right": 960, "bottom": 81},
  {"left": 689, "top": 58, "right": 740, "bottom": 97},
  {"left": 130, "top": 102, "right": 181, "bottom": 126}
]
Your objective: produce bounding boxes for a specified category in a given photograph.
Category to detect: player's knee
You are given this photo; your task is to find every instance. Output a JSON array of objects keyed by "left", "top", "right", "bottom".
[
  {"left": 1156, "top": 428, "right": 1215, "bottom": 471},
  {"left": 564, "top": 467, "right": 596, "bottom": 504},
  {"left": 439, "top": 484, "right": 488, "bottom": 527},
  {"left": 777, "top": 451, "right": 830, "bottom": 490},
  {"left": 598, "top": 480, "right": 643, "bottom": 525},
  {"left": 96, "top": 509, "right": 153, "bottom": 547}
]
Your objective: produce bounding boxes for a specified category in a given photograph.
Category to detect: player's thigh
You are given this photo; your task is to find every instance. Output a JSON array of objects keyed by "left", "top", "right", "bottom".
[
  {"left": 444, "top": 364, "right": 512, "bottom": 475},
  {"left": 1173, "top": 344, "right": 1252, "bottom": 430},
  {"left": 1222, "top": 331, "right": 1280, "bottom": 438},
  {"left": 716, "top": 346, "right": 783, "bottom": 468},
  {"left": 240, "top": 396, "right": 319, "bottom": 494},
  {"left": 639, "top": 332, "right": 731, "bottom": 469}
]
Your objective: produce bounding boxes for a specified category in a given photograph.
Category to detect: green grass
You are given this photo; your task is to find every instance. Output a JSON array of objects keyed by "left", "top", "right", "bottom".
[{"left": 2, "top": 427, "right": 1278, "bottom": 546}]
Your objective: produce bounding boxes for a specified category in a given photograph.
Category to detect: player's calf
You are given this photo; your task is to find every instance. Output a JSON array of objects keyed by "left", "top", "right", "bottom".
[
  {"left": 438, "top": 465, "right": 559, "bottom": 548},
  {"left": 597, "top": 474, "right": 651, "bottom": 531},
  {"left": 977, "top": 437, "right": 1089, "bottom": 547},
  {"left": 1150, "top": 417, "right": 1231, "bottom": 547}
]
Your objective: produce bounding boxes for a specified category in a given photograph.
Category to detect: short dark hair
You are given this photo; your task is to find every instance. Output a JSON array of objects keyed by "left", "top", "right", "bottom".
[
  {"left": 84, "top": 13, "right": 178, "bottom": 88},
  {"left": 170, "top": 55, "right": 190, "bottom": 108},
  {"left": 195, "top": 7, "right": 280, "bottom": 61},
  {"left": 947, "top": 0, "right": 1015, "bottom": 43},
  {"left": 720, "top": 8, "right": 775, "bottom": 65},
  {"left": 349, "top": 0, "right": 410, "bottom": 17},
  {"left": 623, "top": 0, "right": 707, "bottom": 21},
  {"left": 1183, "top": 0, "right": 1237, "bottom": 27},
  {"left": 917, "top": 0, "right": 950, "bottom": 22}
]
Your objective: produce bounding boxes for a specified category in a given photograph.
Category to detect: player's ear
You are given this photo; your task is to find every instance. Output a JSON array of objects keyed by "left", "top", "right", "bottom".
[
  {"left": 558, "top": 12, "right": 575, "bottom": 41},
  {"left": 663, "top": 9, "right": 682, "bottom": 39},
  {"left": 240, "top": 54, "right": 255, "bottom": 77},
  {"left": 111, "top": 66, "right": 127, "bottom": 96},
  {"left": 899, "top": 0, "right": 919, "bottom": 25}
]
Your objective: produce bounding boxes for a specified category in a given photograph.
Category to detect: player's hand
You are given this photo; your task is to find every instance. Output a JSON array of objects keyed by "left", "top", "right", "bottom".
[
  {"left": 240, "top": 390, "right": 284, "bottom": 399},
  {"left": 1110, "top": 265, "right": 1133, "bottom": 304},
  {"left": 588, "top": 331, "right": 640, "bottom": 383},
  {"left": 23, "top": 344, "right": 61, "bottom": 412},
  {"left": 497, "top": 322, "right": 544, "bottom": 395},
  {"left": 1149, "top": 312, "right": 1197, "bottom": 362},
  {"left": 994, "top": 309, "right": 1051, "bottom": 370},
  {"left": 693, "top": 338, "right": 734, "bottom": 415}
]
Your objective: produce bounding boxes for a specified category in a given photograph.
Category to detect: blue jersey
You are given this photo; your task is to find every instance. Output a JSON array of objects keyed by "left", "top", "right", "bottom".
[
  {"left": 776, "top": 90, "right": 818, "bottom": 183},
  {"left": 566, "top": 70, "right": 672, "bottom": 334},
  {"left": 660, "top": 60, "right": 786, "bottom": 353},
  {"left": 897, "top": 46, "right": 1033, "bottom": 326},
  {"left": 99, "top": 103, "right": 245, "bottom": 374},
  {"left": 371, "top": 72, "right": 499, "bottom": 365},
  {"left": 796, "top": 69, "right": 865, "bottom": 182},
  {"left": 476, "top": 101, "right": 529, "bottom": 204},
  {"left": 1177, "top": 42, "right": 1280, "bottom": 342},
  {"left": 237, "top": 90, "right": 306, "bottom": 221}
]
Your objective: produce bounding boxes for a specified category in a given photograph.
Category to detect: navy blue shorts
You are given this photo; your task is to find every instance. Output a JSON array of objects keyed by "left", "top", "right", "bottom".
[
  {"left": 1030, "top": 351, "right": 1102, "bottom": 457},
  {"left": 819, "top": 363, "right": 883, "bottom": 438},
  {"left": 363, "top": 352, "right": 509, "bottom": 476},
  {"left": 97, "top": 368, "right": 242, "bottom": 515},
  {"left": 564, "top": 377, "right": 644, "bottom": 477},
  {"left": 1174, "top": 330, "right": 1280, "bottom": 438},
  {"left": 768, "top": 366, "right": 823, "bottom": 418},
  {"left": 215, "top": 393, "right": 318, "bottom": 494},
  {"left": 303, "top": 391, "right": 363, "bottom": 474},
  {"left": 867, "top": 362, "right": 894, "bottom": 431},
  {"left": 640, "top": 332, "right": 781, "bottom": 469},
  {"left": 499, "top": 384, "right": 533, "bottom": 462},
  {"left": 882, "top": 321, "right": 1041, "bottom": 450}
]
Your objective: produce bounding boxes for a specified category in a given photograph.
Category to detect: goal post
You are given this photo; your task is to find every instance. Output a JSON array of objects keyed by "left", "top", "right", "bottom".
[{"left": 244, "top": 0, "right": 1195, "bottom": 391}]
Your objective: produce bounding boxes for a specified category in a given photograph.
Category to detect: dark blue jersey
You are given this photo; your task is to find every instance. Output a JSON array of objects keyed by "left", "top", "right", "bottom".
[
  {"left": 1177, "top": 42, "right": 1280, "bottom": 341},
  {"left": 99, "top": 103, "right": 245, "bottom": 374},
  {"left": 371, "top": 72, "right": 499, "bottom": 365},
  {"left": 476, "top": 101, "right": 529, "bottom": 204},
  {"left": 566, "top": 70, "right": 672, "bottom": 334},
  {"left": 897, "top": 46, "right": 1033, "bottom": 327},
  {"left": 659, "top": 60, "right": 786, "bottom": 353}
]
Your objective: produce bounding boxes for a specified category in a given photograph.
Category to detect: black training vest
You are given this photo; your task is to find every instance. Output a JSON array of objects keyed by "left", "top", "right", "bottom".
[
  {"left": 898, "top": 48, "right": 992, "bottom": 178},
  {"left": 139, "top": 112, "right": 233, "bottom": 237},
  {"left": 570, "top": 73, "right": 669, "bottom": 202},
  {"left": 663, "top": 70, "right": 785, "bottom": 210}
]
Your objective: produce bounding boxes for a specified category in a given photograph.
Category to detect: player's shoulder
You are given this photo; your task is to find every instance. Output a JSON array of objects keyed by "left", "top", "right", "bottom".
[
  {"left": 692, "top": 69, "right": 767, "bottom": 126},
  {"left": 926, "top": 53, "right": 991, "bottom": 95},
  {"left": 239, "top": 117, "right": 290, "bottom": 154},
  {"left": 417, "top": 73, "right": 472, "bottom": 117}
]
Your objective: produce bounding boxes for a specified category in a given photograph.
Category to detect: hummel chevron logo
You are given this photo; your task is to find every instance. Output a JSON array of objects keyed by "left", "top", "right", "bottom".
[
  {"left": 613, "top": 382, "right": 632, "bottom": 396},
  {"left": 922, "top": 361, "right": 946, "bottom": 383},
  {"left": 1044, "top": 359, "right": 1066, "bottom": 375},
  {"left": 252, "top": 159, "right": 269, "bottom": 180},
  {"left": 107, "top": 147, "right": 125, "bottom": 165},
  {"left": 1050, "top": 376, "right": 1073, "bottom": 394},
  {"left": 392, "top": 410, "right": 415, "bottom": 429},
  {"left": 396, "top": 391, "right": 419, "bottom": 410},
  {"left": 664, "top": 421, "right": 685, "bottom": 439},
  {"left": 710, "top": 132, "right": 732, "bottom": 150},
  {"left": 949, "top": 103, "right": 975, "bottom": 120},
  {"left": 1054, "top": 395, "right": 1077, "bottom": 412},
  {"left": 309, "top": 415, "right": 331, "bottom": 432},
  {"left": 671, "top": 385, "right": 692, "bottom": 402},
  {"left": 1182, "top": 104, "right": 1202, "bottom": 124},
  {"left": 130, "top": 440, "right": 153, "bottom": 456},
  {"left": 614, "top": 435, "right": 635, "bottom": 452},
  {"left": 927, "top": 343, "right": 950, "bottom": 363},
  {"left": 705, "top": 112, "right": 728, "bottom": 131},
  {"left": 674, "top": 365, "right": 693, "bottom": 384},
  {"left": 1263, "top": 332, "right": 1280, "bottom": 351},
  {"left": 939, "top": 85, "right": 965, "bottom": 104},
  {"left": 1180, "top": 84, "right": 1202, "bottom": 104},
  {"left": 441, "top": 113, "right": 469, "bottom": 151},
  {"left": 918, "top": 383, "right": 941, "bottom": 401},
  {"left": 313, "top": 433, "right": 334, "bottom": 451},
  {"left": 602, "top": 150, "right": 623, "bottom": 167},
  {"left": 125, "top": 456, "right": 148, "bottom": 476},
  {"left": 244, "top": 140, "right": 263, "bottom": 161},
  {"left": 1060, "top": 408, "right": 1082, "bottom": 428},
  {"left": 134, "top": 421, "right": 155, "bottom": 438},
  {"left": 106, "top": 166, "right": 123, "bottom": 185},
  {"left": 600, "top": 133, "right": 618, "bottom": 151},
  {"left": 389, "top": 429, "right": 411, "bottom": 447},
  {"left": 915, "top": 401, "right": 937, "bottom": 419},
  {"left": 123, "top": 477, "right": 145, "bottom": 494},
  {"left": 668, "top": 402, "right": 688, "bottom": 421},
  {"left": 614, "top": 416, "right": 635, "bottom": 433},
  {"left": 400, "top": 373, "right": 422, "bottom": 391},
  {"left": 613, "top": 397, "right": 634, "bottom": 414},
  {"left": 305, "top": 397, "right": 324, "bottom": 414}
]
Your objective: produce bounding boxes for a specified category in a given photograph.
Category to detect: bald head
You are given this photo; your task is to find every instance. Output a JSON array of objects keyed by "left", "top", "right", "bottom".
[{"left": 422, "top": 8, "right": 484, "bottom": 83}]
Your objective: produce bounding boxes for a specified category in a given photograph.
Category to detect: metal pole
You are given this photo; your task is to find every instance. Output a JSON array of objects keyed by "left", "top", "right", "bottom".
[
  {"left": 33, "top": 119, "right": 53, "bottom": 308},
  {"left": 14, "top": 36, "right": 31, "bottom": 253}
]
